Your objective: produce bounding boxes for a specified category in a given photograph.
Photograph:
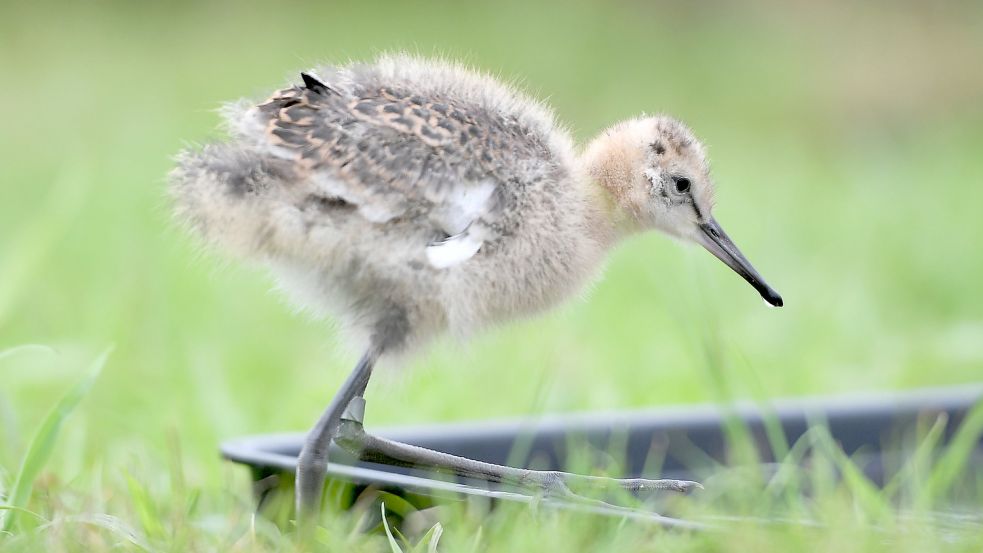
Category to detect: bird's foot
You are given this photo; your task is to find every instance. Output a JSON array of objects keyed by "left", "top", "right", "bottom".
[
  {"left": 333, "top": 413, "right": 701, "bottom": 517},
  {"left": 523, "top": 470, "right": 703, "bottom": 499}
]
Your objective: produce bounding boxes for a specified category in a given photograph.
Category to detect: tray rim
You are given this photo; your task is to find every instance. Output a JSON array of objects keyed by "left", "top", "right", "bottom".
[
  {"left": 222, "top": 383, "right": 983, "bottom": 470},
  {"left": 220, "top": 384, "right": 983, "bottom": 529}
]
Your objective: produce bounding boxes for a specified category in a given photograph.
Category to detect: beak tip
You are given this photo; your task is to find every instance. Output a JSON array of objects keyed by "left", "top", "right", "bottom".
[
  {"left": 698, "top": 218, "right": 783, "bottom": 308},
  {"left": 762, "top": 288, "right": 784, "bottom": 308}
]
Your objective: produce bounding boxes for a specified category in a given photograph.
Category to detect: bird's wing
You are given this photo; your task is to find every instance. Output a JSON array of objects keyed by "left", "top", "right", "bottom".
[{"left": 248, "top": 74, "right": 521, "bottom": 247}]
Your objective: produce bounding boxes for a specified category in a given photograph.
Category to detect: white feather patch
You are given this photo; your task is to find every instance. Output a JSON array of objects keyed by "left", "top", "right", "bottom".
[
  {"left": 426, "top": 232, "right": 483, "bottom": 269},
  {"left": 439, "top": 181, "right": 496, "bottom": 235}
]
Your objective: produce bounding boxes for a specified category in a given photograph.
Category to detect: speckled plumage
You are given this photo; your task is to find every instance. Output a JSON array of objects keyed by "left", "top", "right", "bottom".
[
  {"left": 171, "top": 54, "right": 782, "bottom": 362},
  {"left": 171, "top": 54, "right": 782, "bottom": 518},
  {"left": 172, "top": 55, "right": 608, "bottom": 355}
]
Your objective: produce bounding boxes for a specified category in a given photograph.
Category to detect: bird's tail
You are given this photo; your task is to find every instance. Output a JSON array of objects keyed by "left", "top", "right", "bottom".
[{"left": 169, "top": 143, "right": 297, "bottom": 259}]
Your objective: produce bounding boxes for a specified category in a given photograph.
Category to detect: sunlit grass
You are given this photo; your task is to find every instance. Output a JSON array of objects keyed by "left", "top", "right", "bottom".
[
  {"left": 1, "top": 348, "right": 109, "bottom": 534},
  {"left": 1, "top": 0, "right": 982, "bottom": 550},
  {"left": 2, "top": 344, "right": 981, "bottom": 551}
]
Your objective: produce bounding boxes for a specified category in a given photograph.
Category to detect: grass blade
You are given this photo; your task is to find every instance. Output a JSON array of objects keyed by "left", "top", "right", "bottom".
[
  {"left": 43, "top": 513, "right": 151, "bottom": 552},
  {"left": 0, "top": 347, "right": 110, "bottom": 533},
  {"left": 881, "top": 412, "right": 948, "bottom": 502},
  {"left": 1, "top": 344, "right": 57, "bottom": 465},
  {"left": 919, "top": 399, "right": 983, "bottom": 509},
  {"left": 0, "top": 504, "right": 46, "bottom": 524},
  {"left": 381, "top": 502, "right": 405, "bottom": 553},
  {"left": 810, "top": 425, "right": 893, "bottom": 523},
  {"left": 422, "top": 522, "right": 443, "bottom": 553},
  {"left": 375, "top": 491, "right": 418, "bottom": 519},
  {"left": 125, "top": 471, "right": 165, "bottom": 540},
  {"left": 0, "top": 344, "right": 57, "bottom": 363}
]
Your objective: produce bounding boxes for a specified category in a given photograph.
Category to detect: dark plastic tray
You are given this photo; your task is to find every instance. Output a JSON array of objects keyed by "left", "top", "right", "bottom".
[{"left": 221, "top": 385, "right": 983, "bottom": 528}]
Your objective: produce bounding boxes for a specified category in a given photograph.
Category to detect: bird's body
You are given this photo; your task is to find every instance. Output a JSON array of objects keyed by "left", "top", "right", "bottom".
[
  {"left": 173, "top": 55, "right": 616, "bottom": 355},
  {"left": 171, "top": 54, "right": 782, "bottom": 519}
]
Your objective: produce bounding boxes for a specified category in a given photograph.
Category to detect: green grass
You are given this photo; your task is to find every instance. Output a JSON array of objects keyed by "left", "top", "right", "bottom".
[
  {"left": 1, "top": 347, "right": 109, "bottom": 534},
  {"left": 2, "top": 0, "right": 983, "bottom": 550}
]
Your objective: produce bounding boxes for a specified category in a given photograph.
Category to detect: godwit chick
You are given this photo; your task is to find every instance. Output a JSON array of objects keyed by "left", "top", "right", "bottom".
[{"left": 170, "top": 54, "right": 783, "bottom": 520}]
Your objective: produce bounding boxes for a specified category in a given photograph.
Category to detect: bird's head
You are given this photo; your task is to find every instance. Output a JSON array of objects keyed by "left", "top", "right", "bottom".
[{"left": 584, "top": 115, "right": 783, "bottom": 307}]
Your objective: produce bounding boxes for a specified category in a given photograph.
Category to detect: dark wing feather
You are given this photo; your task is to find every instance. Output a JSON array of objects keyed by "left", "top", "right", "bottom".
[{"left": 252, "top": 76, "right": 548, "bottom": 227}]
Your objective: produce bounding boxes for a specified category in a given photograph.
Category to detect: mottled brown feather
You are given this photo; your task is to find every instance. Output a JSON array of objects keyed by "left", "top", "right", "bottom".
[{"left": 254, "top": 78, "right": 554, "bottom": 222}]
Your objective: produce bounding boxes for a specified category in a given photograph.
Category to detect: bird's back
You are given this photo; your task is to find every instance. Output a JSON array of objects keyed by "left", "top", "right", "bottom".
[
  {"left": 171, "top": 55, "right": 602, "bottom": 351},
  {"left": 225, "top": 55, "right": 574, "bottom": 229}
]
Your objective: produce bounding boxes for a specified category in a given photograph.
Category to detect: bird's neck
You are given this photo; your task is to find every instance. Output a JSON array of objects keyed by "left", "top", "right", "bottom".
[
  {"left": 579, "top": 128, "right": 647, "bottom": 251},
  {"left": 583, "top": 178, "right": 639, "bottom": 251},
  {"left": 579, "top": 153, "right": 643, "bottom": 252}
]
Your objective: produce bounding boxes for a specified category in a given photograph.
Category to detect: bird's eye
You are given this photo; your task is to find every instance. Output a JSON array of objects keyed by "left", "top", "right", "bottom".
[{"left": 673, "top": 177, "right": 691, "bottom": 194}]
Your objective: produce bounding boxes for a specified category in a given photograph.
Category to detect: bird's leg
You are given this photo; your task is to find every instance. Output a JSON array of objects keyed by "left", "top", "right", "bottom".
[
  {"left": 333, "top": 412, "right": 701, "bottom": 506},
  {"left": 295, "top": 350, "right": 377, "bottom": 522}
]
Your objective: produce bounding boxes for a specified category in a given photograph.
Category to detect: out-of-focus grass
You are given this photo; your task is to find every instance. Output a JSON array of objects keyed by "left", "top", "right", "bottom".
[
  {"left": 1, "top": 0, "right": 982, "bottom": 550},
  {"left": 1, "top": 348, "right": 108, "bottom": 534}
]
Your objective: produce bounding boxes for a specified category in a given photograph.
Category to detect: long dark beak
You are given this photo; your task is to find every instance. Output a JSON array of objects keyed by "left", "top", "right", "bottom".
[{"left": 698, "top": 217, "right": 783, "bottom": 307}]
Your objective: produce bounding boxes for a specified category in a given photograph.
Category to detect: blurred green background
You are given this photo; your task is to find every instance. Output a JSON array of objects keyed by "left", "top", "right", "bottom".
[{"left": 1, "top": 0, "right": 982, "bottom": 548}]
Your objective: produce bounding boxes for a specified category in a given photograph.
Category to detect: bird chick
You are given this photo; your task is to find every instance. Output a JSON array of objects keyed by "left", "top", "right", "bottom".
[
  {"left": 169, "top": 54, "right": 782, "bottom": 519},
  {"left": 171, "top": 55, "right": 780, "bottom": 360}
]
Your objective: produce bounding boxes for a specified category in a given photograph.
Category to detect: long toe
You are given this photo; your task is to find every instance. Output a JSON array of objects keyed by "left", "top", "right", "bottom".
[{"left": 627, "top": 478, "right": 704, "bottom": 494}]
